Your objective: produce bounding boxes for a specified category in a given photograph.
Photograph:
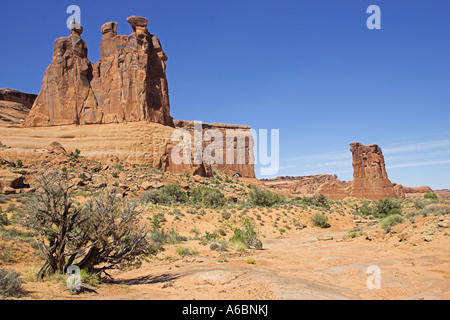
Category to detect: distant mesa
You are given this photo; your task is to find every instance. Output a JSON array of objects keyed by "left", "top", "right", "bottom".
[{"left": 0, "top": 88, "right": 37, "bottom": 125}]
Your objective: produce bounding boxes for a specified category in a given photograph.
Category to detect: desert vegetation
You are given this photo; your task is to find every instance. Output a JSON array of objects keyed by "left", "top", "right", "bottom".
[{"left": 0, "top": 159, "right": 448, "bottom": 299}]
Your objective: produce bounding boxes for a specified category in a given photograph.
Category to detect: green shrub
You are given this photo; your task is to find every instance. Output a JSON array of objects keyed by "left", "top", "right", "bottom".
[
  {"left": 140, "top": 183, "right": 187, "bottom": 205},
  {"left": 201, "top": 231, "right": 220, "bottom": 245},
  {"left": 310, "top": 213, "right": 329, "bottom": 228},
  {"left": 16, "top": 160, "right": 23, "bottom": 168},
  {"left": 221, "top": 210, "right": 231, "bottom": 220},
  {"left": 373, "top": 199, "right": 402, "bottom": 218},
  {"left": 380, "top": 214, "right": 405, "bottom": 231},
  {"left": 420, "top": 204, "right": 450, "bottom": 217},
  {"left": 229, "top": 218, "right": 262, "bottom": 250},
  {"left": 80, "top": 269, "right": 99, "bottom": 287},
  {"left": 70, "top": 149, "right": 81, "bottom": 160},
  {"left": 248, "top": 186, "right": 281, "bottom": 207},
  {"left": 0, "top": 212, "right": 8, "bottom": 226},
  {"left": 176, "top": 246, "right": 198, "bottom": 256},
  {"left": 424, "top": 192, "right": 438, "bottom": 200},
  {"left": 190, "top": 187, "right": 226, "bottom": 208},
  {"left": 0, "top": 268, "right": 24, "bottom": 298},
  {"left": 300, "top": 194, "right": 330, "bottom": 209},
  {"left": 347, "top": 228, "right": 362, "bottom": 238},
  {"left": 246, "top": 258, "right": 255, "bottom": 264}
]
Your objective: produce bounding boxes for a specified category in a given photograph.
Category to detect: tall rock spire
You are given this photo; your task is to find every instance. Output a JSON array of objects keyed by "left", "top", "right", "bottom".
[
  {"left": 350, "top": 142, "right": 404, "bottom": 199},
  {"left": 24, "top": 16, "right": 174, "bottom": 127}
]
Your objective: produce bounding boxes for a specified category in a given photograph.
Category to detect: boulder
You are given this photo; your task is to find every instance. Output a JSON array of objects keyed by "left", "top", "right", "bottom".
[
  {"left": 0, "top": 170, "right": 26, "bottom": 194},
  {"left": 47, "top": 142, "right": 67, "bottom": 155}
]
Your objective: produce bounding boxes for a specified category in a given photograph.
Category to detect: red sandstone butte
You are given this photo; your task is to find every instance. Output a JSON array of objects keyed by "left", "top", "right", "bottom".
[
  {"left": 350, "top": 142, "right": 404, "bottom": 200},
  {"left": 24, "top": 17, "right": 173, "bottom": 127}
]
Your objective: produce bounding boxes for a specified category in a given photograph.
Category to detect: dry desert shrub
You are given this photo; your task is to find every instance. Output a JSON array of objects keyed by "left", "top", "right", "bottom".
[{"left": 21, "top": 171, "right": 148, "bottom": 281}]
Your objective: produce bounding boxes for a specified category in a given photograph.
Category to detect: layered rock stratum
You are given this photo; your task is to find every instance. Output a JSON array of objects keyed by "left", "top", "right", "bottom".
[{"left": 0, "top": 89, "right": 37, "bottom": 125}]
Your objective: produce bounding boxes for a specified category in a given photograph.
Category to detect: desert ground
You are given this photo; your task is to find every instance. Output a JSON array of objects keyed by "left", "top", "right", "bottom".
[{"left": 1, "top": 157, "right": 449, "bottom": 300}]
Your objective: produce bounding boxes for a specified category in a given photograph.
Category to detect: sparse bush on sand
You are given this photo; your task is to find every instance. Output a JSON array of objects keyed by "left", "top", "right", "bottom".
[
  {"left": 424, "top": 192, "right": 438, "bottom": 200},
  {"left": 299, "top": 194, "right": 330, "bottom": 210},
  {"left": 190, "top": 187, "right": 227, "bottom": 208},
  {"left": 229, "top": 218, "right": 262, "bottom": 250},
  {"left": 0, "top": 268, "right": 24, "bottom": 298},
  {"left": 247, "top": 186, "right": 282, "bottom": 207},
  {"left": 380, "top": 214, "right": 405, "bottom": 231},
  {"left": 21, "top": 171, "right": 148, "bottom": 281},
  {"left": 311, "top": 213, "right": 329, "bottom": 228},
  {"left": 140, "top": 183, "right": 187, "bottom": 205}
]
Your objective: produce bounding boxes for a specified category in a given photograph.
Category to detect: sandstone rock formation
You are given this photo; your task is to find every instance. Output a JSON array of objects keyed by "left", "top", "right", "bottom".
[
  {"left": 403, "top": 186, "right": 433, "bottom": 194},
  {"left": 261, "top": 174, "right": 351, "bottom": 200},
  {"left": 0, "top": 121, "right": 256, "bottom": 178},
  {"left": 350, "top": 142, "right": 404, "bottom": 199},
  {"left": 262, "top": 143, "right": 405, "bottom": 200},
  {"left": 24, "top": 17, "right": 173, "bottom": 127},
  {"left": 5, "top": 16, "right": 255, "bottom": 178},
  {"left": 0, "top": 169, "right": 26, "bottom": 194},
  {"left": 0, "top": 89, "right": 37, "bottom": 110},
  {"left": 0, "top": 89, "right": 37, "bottom": 125},
  {"left": 174, "top": 121, "right": 256, "bottom": 178},
  {"left": 91, "top": 17, "right": 173, "bottom": 126},
  {"left": 23, "top": 23, "right": 102, "bottom": 126}
]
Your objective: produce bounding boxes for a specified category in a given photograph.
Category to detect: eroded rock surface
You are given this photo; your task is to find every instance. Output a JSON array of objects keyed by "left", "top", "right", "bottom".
[
  {"left": 24, "top": 17, "right": 173, "bottom": 127},
  {"left": 350, "top": 142, "right": 404, "bottom": 199}
]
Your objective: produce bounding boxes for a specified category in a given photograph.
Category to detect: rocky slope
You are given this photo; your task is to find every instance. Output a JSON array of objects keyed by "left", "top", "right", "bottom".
[{"left": 0, "top": 89, "right": 37, "bottom": 126}]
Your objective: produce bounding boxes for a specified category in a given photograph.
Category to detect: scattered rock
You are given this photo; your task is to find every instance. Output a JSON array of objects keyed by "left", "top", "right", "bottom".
[
  {"left": 0, "top": 170, "right": 26, "bottom": 193},
  {"left": 193, "top": 175, "right": 204, "bottom": 183},
  {"left": 141, "top": 181, "right": 153, "bottom": 191},
  {"left": 72, "top": 178, "right": 86, "bottom": 187},
  {"left": 2, "top": 187, "right": 17, "bottom": 195},
  {"left": 47, "top": 142, "right": 67, "bottom": 155},
  {"left": 423, "top": 235, "right": 433, "bottom": 242},
  {"left": 317, "top": 235, "right": 334, "bottom": 241},
  {"left": 437, "top": 221, "right": 449, "bottom": 228},
  {"left": 397, "top": 233, "right": 408, "bottom": 242},
  {"left": 161, "top": 282, "right": 173, "bottom": 289}
]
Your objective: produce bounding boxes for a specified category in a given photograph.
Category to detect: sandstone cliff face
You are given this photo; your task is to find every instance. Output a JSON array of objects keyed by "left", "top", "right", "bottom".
[
  {"left": 0, "top": 89, "right": 37, "bottom": 126},
  {"left": 24, "top": 17, "right": 173, "bottom": 127},
  {"left": 91, "top": 18, "right": 173, "bottom": 126},
  {"left": 23, "top": 25, "right": 102, "bottom": 127},
  {"left": 174, "top": 121, "right": 256, "bottom": 178},
  {"left": 0, "top": 89, "right": 37, "bottom": 110},
  {"left": 350, "top": 142, "right": 404, "bottom": 199},
  {"left": 262, "top": 174, "right": 351, "bottom": 200},
  {"left": 0, "top": 121, "right": 256, "bottom": 178}
]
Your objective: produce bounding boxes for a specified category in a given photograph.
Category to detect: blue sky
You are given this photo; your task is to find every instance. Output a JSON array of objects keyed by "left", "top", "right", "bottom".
[{"left": 0, "top": 0, "right": 449, "bottom": 188}]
